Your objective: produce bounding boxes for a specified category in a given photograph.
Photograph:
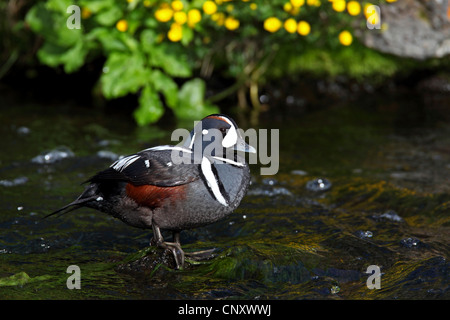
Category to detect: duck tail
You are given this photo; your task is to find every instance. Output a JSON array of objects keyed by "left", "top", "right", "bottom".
[{"left": 44, "top": 195, "right": 99, "bottom": 219}]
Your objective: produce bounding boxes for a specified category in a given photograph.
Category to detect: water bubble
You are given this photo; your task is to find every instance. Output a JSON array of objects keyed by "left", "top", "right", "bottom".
[
  {"left": 262, "top": 178, "right": 277, "bottom": 186},
  {"left": 400, "top": 237, "right": 422, "bottom": 248},
  {"left": 356, "top": 230, "right": 373, "bottom": 239},
  {"left": 306, "top": 178, "right": 332, "bottom": 192}
]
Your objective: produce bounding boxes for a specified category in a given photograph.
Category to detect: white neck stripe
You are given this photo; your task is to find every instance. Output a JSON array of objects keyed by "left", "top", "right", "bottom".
[{"left": 201, "top": 156, "right": 228, "bottom": 207}]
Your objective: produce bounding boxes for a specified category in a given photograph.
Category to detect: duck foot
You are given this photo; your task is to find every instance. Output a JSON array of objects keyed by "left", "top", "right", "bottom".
[
  {"left": 151, "top": 226, "right": 185, "bottom": 269},
  {"left": 185, "top": 248, "right": 216, "bottom": 261}
]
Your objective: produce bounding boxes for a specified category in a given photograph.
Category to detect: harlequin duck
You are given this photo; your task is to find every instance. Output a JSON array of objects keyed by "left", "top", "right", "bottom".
[{"left": 47, "top": 114, "right": 256, "bottom": 269}]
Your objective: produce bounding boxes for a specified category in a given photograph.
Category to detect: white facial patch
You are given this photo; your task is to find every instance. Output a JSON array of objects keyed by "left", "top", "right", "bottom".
[
  {"left": 201, "top": 157, "right": 228, "bottom": 207},
  {"left": 222, "top": 125, "right": 238, "bottom": 148}
]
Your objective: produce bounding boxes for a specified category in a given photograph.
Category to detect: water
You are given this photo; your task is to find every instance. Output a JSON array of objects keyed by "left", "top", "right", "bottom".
[{"left": 0, "top": 90, "right": 449, "bottom": 300}]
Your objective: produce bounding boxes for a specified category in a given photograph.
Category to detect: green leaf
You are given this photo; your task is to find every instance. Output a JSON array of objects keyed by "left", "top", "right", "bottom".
[
  {"left": 37, "top": 40, "right": 88, "bottom": 73},
  {"left": 87, "top": 27, "right": 128, "bottom": 52},
  {"left": 79, "top": 0, "right": 115, "bottom": 13},
  {"left": 181, "top": 26, "right": 194, "bottom": 46},
  {"left": 95, "top": 6, "right": 123, "bottom": 26},
  {"left": 45, "top": 0, "right": 73, "bottom": 13},
  {"left": 149, "top": 43, "right": 192, "bottom": 78},
  {"left": 134, "top": 84, "right": 165, "bottom": 126},
  {"left": 140, "top": 29, "right": 158, "bottom": 53},
  {"left": 100, "top": 52, "right": 150, "bottom": 99},
  {"left": 26, "top": 3, "right": 82, "bottom": 47},
  {"left": 150, "top": 69, "right": 178, "bottom": 108},
  {"left": 172, "top": 78, "right": 219, "bottom": 121}
]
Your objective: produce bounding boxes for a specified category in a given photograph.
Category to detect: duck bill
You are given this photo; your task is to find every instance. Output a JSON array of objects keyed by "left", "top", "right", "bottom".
[{"left": 234, "top": 137, "right": 256, "bottom": 153}]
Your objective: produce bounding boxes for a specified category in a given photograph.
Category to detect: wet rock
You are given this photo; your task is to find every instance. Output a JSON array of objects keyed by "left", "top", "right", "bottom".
[
  {"left": 115, "top": 247, "right": 178, "bottom": 274},
  {"left": 373, "top": 210, "right": 404, "bottom": 222},
  {"left": 96, "top": 150, "right": 120, "bottom": 161},
  {"left": 306, "top": 178, "right": 332, "bottom": 192},
  {"left": 31, "top": 146, "right": 74, "bottom": 164},
  {"left": 291, "top": 170, "right": 308, "bottom": 176},
  {"left": 17, "top": 126, "right": 31, "bottom": 135},
  {"left": 361, "top": 0, "right": 450, "bottom": 60},
  {"left": 0, "top": 176, "right": 28, "bottom": 187}
]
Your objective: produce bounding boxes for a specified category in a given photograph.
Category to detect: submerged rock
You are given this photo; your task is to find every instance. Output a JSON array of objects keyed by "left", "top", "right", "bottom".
[
  {"left": 373, "top": 210, "right": 404, "bottom": 222},
  {"left": 0, "top": 176, "right": 28, "bottom": 187},
  {"left": 31, "top": 146, "right": 74, "bottom": 164},
  {"left": 96, "top": 150, "right": 120, "bottom": 161}
]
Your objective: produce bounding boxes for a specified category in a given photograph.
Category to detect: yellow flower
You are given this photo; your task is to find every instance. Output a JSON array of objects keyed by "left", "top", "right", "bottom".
[
  {"left": 224, "top": 16, "right": 239, "bottom": 30},
  {"left": 297, "top": 20, "right": 310, "bottom": 35},
  {"left": 81, "top": 7, "right": 92, "bottom": 19},
  {"left": 226, "top": 4, "right": 234, "bottom": 12},
  {"left": 283, "top": 2, "right": 293, "bottom": 12},
  {"left": 290, "top": 0, "right": 305, "bottom": 7},
  {"left": 386, "top": 0, "right": 397, "bottom": 2},
  {"left": 250, "top": 3, "right": 257, "bottom": 10},
  {"left": 332, "top": 0, "right": 346, "bottom": 12},
  {"left": 187, "top": 9, "right": 202, "bottom": 27},
  {"left": 174, "top": 11, "right": 187, "bottom": 24},
  {"left": 155, "top": 7, "right": 173, "bottom": 22},
  {"left": 307, "top": 0, "right": 320, "bottom": 6},
  {"left": 264, "top": 17, "right": 282, "bottom": 33},
  {"left": 284, "top": 18, "right": 297, "bottom": 33},
  {"left": 143, "top": 0, "right": 151, "bottom": 7},
  {"left": 171, "top": 0, "right": 183, "bottom": 11},
  {"left": 338, "top": 30, "right": 353, "bottom": 46},
  {"left": 168, "top": 23, "right": 182, "bottom": 42},
  {"left": 347, "top": 1, "right": 360, "bottom": 16},
  {"left": 203, "top": 1, "right": 217, "bottom": 15},
  {"left": 212, "top": 12, "right": 225, "bottom": 26},
  {"left": 116, "top": 19, "right": 128, "bottom": 32}
]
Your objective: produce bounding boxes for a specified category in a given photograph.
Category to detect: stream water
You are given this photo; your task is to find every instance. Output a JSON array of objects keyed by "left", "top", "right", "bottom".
[{"left": 0, "top": 87, "right": 449, "bottom": 300}]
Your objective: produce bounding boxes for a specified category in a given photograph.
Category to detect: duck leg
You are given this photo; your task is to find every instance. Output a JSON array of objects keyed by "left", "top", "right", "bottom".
[
  {"left": 151, "top": 225, "right": 185, "bottom": 269},
  {"left": 171, "top": 231, "right": 216, "bottom": 261}
]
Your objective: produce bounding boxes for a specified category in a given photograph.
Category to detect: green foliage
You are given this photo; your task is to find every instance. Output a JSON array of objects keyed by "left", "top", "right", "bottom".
[{"left": 24, "top": 0, "right": 400, "bottom": 125}]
